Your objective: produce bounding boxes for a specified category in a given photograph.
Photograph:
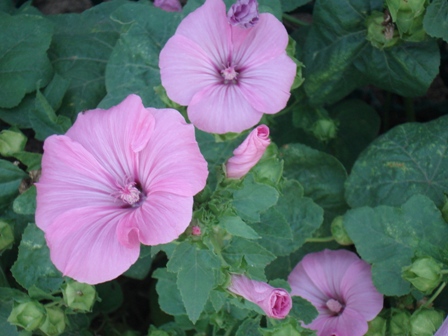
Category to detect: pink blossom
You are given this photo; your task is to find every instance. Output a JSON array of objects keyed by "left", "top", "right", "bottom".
[
  {"left": 228, "top": 0, "right": 259, "bottom": 28},
  {"left": 288, "top": 249, "right": 383, "bottom": 336},
  {"left": 228, "top": 274, "right": 292, "bottom": 319},
  {"left": 154, "top": 0, "right": 182, "bottom": 12},
  {"left": 36, "top": 94, "right": 208, "bottom": 285},
  {"left": 159, "top": 0, "right": 296, "bottom": 134},
  {"left": 435, "top": 317, "right": 448, "bottom": 336},
  {"left": 225, "top": 124, "right": 270, "bottom": 179},
  {"left": 191, "top": 225, "right": 201, "bottom": 236}
]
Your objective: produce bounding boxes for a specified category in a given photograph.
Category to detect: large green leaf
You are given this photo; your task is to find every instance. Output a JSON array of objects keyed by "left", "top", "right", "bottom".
[
  {"left": 13, "top": 186, "right": 36, "bottom": 215},
  {"left": 346, "top": 115, "right": 448, "bottom": 208},
  {"left": 0, "top": 13, "right": 53, "bottom": 109},
  {"left": 0, "top": 160, "right": 27, "bottom": 211},
  {"left": 11, "top": 223, "right": 63, "bottom": 292},
  {"left": 344, "top": 195, "right": 448, "bottom": 296},
  {"left": 423, "top": 0, "right": 448, "bottom": 42},
  {"left": 153, "top": 268, "right": 186, "bottom": 316}
]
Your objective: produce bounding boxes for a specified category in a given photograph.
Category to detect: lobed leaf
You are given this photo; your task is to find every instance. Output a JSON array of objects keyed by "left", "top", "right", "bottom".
[{"left": 423, "top": 0, "right": 448, "bottom": 42}]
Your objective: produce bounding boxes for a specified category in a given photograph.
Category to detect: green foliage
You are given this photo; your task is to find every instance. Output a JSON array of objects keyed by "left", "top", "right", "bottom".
[
  {"left": 13, "top": 186, "right": 36, "bottom": 215},
  {"left": 0, "top": 160, "right": 27, "bottom": 211},
  {"left": 290, "top": 296, "right": 318, "bottom": 325},
  {"left": 281, "top": 0, "right": 310, "bottom": 12},
  {"left": 423, "top": 0, "right": 448, "bottom": 42}
]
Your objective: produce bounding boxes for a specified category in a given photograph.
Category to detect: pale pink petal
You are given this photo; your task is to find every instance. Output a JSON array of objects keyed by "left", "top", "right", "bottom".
[
  {"left": 159, "top": 35, "right": 220, "bottom": 105},
  {"left": 226, "top": 125, "right": 270, "bottom": 179},
  {"left": 45, "top": 207, "right": 140, "bottom": 285},
  {"left": 134, "top": 192, "right": 193, "bottom": 246},
  {"left": 231, "top": 13, "right": 289, "bottom": 69},
  {"left": 228, "top": 274, "right": 292, "bottom": 319},
  {"left": 188, "top": 84, "right": 263, "bottom": 134},
  {"left": 36, "top": 136, "right": 116, "bottom": 232},
  {"left": 239, "top": 54, "right": 296, "bottom": 113},
  {"left": 138, "top": 107, "right": 208, "bottom": 196},
  {"left": 173, "top": 0, "right": 231, "bottom": 66},
  {"left": 435, "top": 316, "right": 448, "bottom": 336},
  {"left": 66, "top": 94, "right": 155, "bottom": 182},
  {"left": 312, "top": 308, "right": 369, "bottom": 336},
  {"left": 154, "top": 0, "right": 182, "bottom": 12}
]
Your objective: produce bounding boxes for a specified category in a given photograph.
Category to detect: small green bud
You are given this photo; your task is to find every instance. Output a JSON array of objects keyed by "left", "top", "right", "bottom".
[
  {"left": 410, "top": 308, "right": 444, "bottom": 336},
  {"left": 312, "top": 118, "right": 338, "bottom": 142},
  {"left": 286, "top": 37, "right": 305, "bottom": 90},
  {"left": 389, "top": 309, "right": 411, "bottom": 336},
  {"left": 385, "top": 0, "right": 427, "bottom": 40},
  {"left": 330, "top": 216, "right": 353, "bottom": 246},
  {"left": 402, "top": 257, "right": 442, "bottom": 293},
  {"left": 365, "top": 316, "right": 387, "bottom": 336},
  {"left": 252, "top": 157, "right": 284, "bottom": 186},
  {"left": 0, "top": 220, "right": 14, "bottom": 251},
  {"left": 7, "top": 301, "right": 46, "bottom": 331},
  {"left": 365, "top": 11, "right": 399, "bottom": 49},
  {"left": 62, "top": 280, "right": 96, "bottom": 311},
  {"left": 39, "top": 307, "right": 66, "bottom": 336},
  {"left": 0, "top": 127, "right": 27, "bottom": 157}
]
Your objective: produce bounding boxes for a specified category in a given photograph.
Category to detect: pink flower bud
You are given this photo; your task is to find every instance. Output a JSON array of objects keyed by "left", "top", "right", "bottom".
[
  {"left": 227, "top": 0, "right": 259, "bottom": 28},
  {"left": 228, "top": 274, "right": 292, "bottom": 319},
  {"left": 225, "top": 125, "right": 270, "bottom": 179},
  {"left": 154, "top": 0, "right": 182, "bottom": 12},
  {"left": 192, "top": 225, "right": 201, "bottom": 236}
]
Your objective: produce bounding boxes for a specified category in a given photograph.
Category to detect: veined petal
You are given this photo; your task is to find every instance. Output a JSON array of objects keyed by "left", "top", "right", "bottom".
[
  {"left": 36, "top": 135, "right": 116, "bottom": 232},
  {"left": 314, "top": 308, "right": 369, "bottom": 336},
  {"left": 239, "top": 54, "right": 296, "bottom": 113},
  {"left": 159, "top": 35, "right": 219, "bottom": 106},
  {"left": 45, "top": 207, "right": 140, "bottom": 285},
  {"left": 134, "top": 192, "right": 193, "bottom": 246},
  {"left": 138, "top": 108, "right": 208, "bottom": 196},
  {"left": 188, "top": 83, "right": 263, "bottom": 134},
  {"left": 66, "top": 94, "right": 155, "bottom": 181}
]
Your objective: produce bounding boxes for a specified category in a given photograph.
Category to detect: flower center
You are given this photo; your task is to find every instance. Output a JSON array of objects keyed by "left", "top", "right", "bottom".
[
  {"left": 326, "top": 298, "right": 344, "bottom": 314},
  {"left": 221, "top": 66, "right": 238, "bottom": 83},
  {"left": 118, "top": 182, "right": 141, "bottom": 206}
]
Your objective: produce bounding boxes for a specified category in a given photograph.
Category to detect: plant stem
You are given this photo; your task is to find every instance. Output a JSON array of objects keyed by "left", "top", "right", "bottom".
[
  {"left": 305, "top": 236, "right": 335, "bottom": 243},
  {"left": 282, "top": 13, "right": 310, "bottom": 26},
  {"left": 424, "top": 282, "right": 446, "bottom": 308}
]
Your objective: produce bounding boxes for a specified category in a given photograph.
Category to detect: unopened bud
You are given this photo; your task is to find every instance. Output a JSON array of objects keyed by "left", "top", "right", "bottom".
[
  {"left": 402, "top": 257, "right": 442, "bottom": 294},
  {"left": 312, "top": 118, "right": 338, "bottom": 142},
  {"left": 330, "top": 216, "right": 353, "bottom": 246},
  {"left": 390, "top": 309, "right": 411, "bottom": 335},
  {"left": 385, "top": 0, "right": 427, "bottom": 41},
  {"left": 366, "top": 11, "right": 399, "bottom": 49},
  {"left": 365, "top": 316, "right": 387, "bottom": 336},
  {"left": 0, "top": 220, "right": 14, "bottom": 251},
  {"left": 39, "top": 307, "right": 66, "bottom": 336},
  {"left": 7, "top": 301, "right": 45, "bottom": 331},
  {"left": 191, "top": 225, "right": 201, "bottom": 236},
  {"left": 0, "top": 128, "right": 26, "bottom": 157},
  {"left": 62, "top": 280, "right": 96, "bottom": 312},
  {"left": 410, "top": 308, "right": 444, "bottom": 336}
]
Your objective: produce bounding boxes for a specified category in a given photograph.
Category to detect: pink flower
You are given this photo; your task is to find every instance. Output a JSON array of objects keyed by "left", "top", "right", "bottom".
[
  {"left": 225, "top": 124, "right": 270, "bottom": 178},
  {"left": 154, "top": 0, "right": 182, "bottom": 12},
  {"left": 228, "top": 0, "right": 259, "bottom": 28},
  {"left": 159, "top": 0, "right": 296, "bottom": 134},
  {"left": 288, "top": 249, "right": 383, "bottom": 336},
  {"left": 36, "top": 94, "right": 208, "bottom": 285},
  {"left": 191, "top": 225, "right": 201, "bottom": 236},
  {"left": 228, "top": 274, "right": 292, "bottom": 319},
  {"left": 435, "top": 317, "right": 448, "bottom": 336}
]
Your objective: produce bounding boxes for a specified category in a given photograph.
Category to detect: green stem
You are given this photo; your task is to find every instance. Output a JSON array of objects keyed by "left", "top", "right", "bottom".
[
  {"left": 282, "top": 13, "right": 310, "bottom": 26},
  {"left": 404, "top": 97, "right": 416, "bottom": 122},
  {"left": 424, "top": 282, "right": 446, "bottom": 308},
  {"left": 306, "top": 236, "right": 335, "bottom": 243}
]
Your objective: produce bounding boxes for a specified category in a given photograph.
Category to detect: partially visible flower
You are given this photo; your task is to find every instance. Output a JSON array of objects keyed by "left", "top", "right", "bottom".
[
  {"left": 228, "top": 274, "right": 292, "bottom": 319},
  {"left": 225, "top": 124, "right": 270, "bottom": 179},
  {"left": 159, "top": 0, "right": 296, "bottom": 134},
  {"left": 191, "top": 225, "right": 201, "bottom": 236},
  {"left": 435, "top": 316, "right": 448, "bottom": 336},
  {"left": 288, "top": 249, "right": 383, "bottom": 336},
  {"left": 228, "top": 0, "right": 259, "bottom": 28},
  {"left": 154, "top": 0, "right": 182, "bottom": 12},
  {"left": 36, "top": 94, "right": 208, "bottom": 284}
]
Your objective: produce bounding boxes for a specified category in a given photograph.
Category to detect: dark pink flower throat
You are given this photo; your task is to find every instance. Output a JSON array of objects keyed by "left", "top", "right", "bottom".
[
  {"left": 115, "top": 180, "right": 146, "bottom": 208},
  {"left": 326, "top": 298, "right": 344, "bottom": 315},
  {"left": 221, "top": 65, "right": 238, "bottom": 84}
]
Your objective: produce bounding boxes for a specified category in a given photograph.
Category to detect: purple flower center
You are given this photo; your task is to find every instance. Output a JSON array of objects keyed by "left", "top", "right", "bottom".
[
  {"left": 119, "top": 182, "right": 141, "bottom": 205},
  {"left": 221, "top": 65, "right": 238, "bottom": 83},
  {"left": 326, "top": 298, "right": 344, "bottom": 314}
]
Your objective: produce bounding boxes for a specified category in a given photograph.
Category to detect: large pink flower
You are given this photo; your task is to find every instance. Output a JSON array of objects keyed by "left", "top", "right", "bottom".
[
  {"left": 159, "top": 0, "right": 296, "bottom": 134},
  {"left": 435, "top": 317, "right": 448, "bottom": 336},
  {"left": 288, "top": 249, "right": 383, "bottom": 336},
  {"left": 228, "top": 274, "right": 292, "bottom": 319},
  {"left": 36, "top": 94, "right": 208, "bottom": 285}
]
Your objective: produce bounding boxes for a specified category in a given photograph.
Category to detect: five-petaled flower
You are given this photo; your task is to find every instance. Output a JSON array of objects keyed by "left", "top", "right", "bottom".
[
  {"left": 36, "top": 94, "right": 208, "bottom": 285},
  {"left": 159, "top": 0, "right": 296, "bottom": 134},
  {"left": 288, "top": 249, "right": 383, "bottom": 336}
]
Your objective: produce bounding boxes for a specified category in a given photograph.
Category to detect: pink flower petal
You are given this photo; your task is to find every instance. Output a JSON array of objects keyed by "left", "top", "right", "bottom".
[
  {"left": 312, "top": 308, "right": 369, "bottom": 336},
  {"left": 45, "top": 207, "right": 140, "bottom": 285},
  {"left": 188, "top": 83, "right": 263, "bottom": 134},
  {"left": 154, "top": 0, "right": 182, "bottom": 12},
  {"left": 138, "top": 107, "right": 208, "bottom": 196},
  {"left": 435, "top": 317, "right": 448, "bottom": 336}
]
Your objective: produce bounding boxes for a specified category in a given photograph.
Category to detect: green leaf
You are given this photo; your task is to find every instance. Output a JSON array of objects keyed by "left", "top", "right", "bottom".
[
  {"left": 0, "top": 94, "right": 34, "bottom": 128},
  {"left": 233, "top": 174, "right": 279, "bottom": 222},
  {"left": 346, "top": 115, "right": 448, "bottom": 208},
  {"left": 0, "top": 160, "right": 27, "bottom": 211},
  {"left": 236, "top": 316, "right": 262, "bottom": 336},
  {"left": 48, "top": 1, "right": 125, "bottom": 117},
  {"left": 344, "top": 195, "right": 448, "bottom": 296},
  {"left": 281, "top": 0, "right": 310, "bottom": 12},
  {"left": 220, "top": 216, "right": 260, "bottom": 240},
  {"left": 0, "top": 13, "right": 53, "bottom": 109},
  {"left": 94, "top": 282, "right": 123, "bottom": 314},
  {"left": 100, "top": 2, "right": 183, "bottom": 109},
  {"left": 423, "top": 0, "right": 448, "bottom": 42},
  {"left": 0, "top": 290, "right": 19, "bottom": 336},
  {"left": 123, "top": 252, "right": 152, "bottom": 280},
  {"left": 13, "top": 152, "right": 42, "bottom": 172},
  {"left": 42, "top": 73, "right": 71, "bottom": 113},
  {"left": 290, "top": 296, "right": 318, "bottom": 325},
  {"left": 13, "top": 186, "right": 36, "bottom": 215},
  {"left": 11, "top": 223, "right": 63, "bottom": 292},
  {"left": 209, "top": 290, "right": 227, "bottom": 313},
  {"left": 153, "top": 268, "right": 186, "bottom": 316}
]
